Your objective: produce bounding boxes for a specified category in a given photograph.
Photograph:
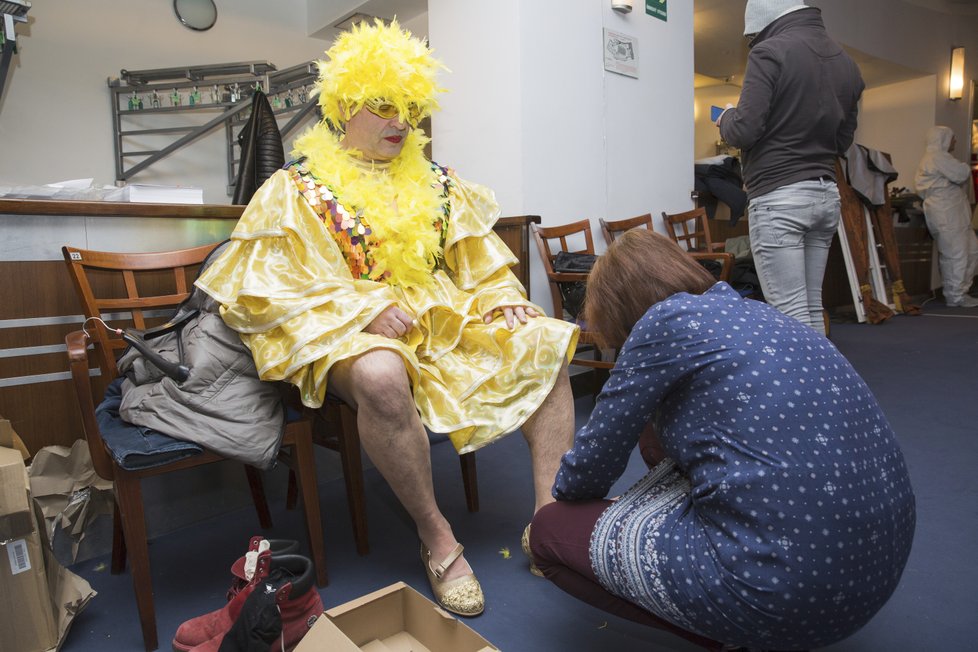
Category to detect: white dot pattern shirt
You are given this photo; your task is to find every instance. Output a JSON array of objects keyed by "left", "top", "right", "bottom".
[{"left": 553, "top": 283, "right": 916, "bottom": 649}]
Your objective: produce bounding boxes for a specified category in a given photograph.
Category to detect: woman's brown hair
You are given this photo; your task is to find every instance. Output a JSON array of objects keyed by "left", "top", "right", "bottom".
[{"left": 583, "top": 229, "right": 717, "bottom": 349}]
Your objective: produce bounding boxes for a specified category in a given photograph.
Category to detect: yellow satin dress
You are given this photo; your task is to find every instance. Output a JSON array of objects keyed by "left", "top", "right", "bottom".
[{"left": 196, "top": 166, "right": 578, "bottom": 454}]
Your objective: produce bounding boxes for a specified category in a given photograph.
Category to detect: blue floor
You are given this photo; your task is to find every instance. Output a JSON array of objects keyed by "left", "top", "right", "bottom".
[{"left": 60, "top": 304, "right": 978, "bottom": 652}]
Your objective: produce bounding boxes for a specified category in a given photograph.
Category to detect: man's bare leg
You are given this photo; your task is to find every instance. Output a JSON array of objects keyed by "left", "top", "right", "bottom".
[
  {"left": 329, "top": 350, "right": 473, "bottom": 582},
  {"left": 520, "top": 362, "right": 575, "bottom": 514}
]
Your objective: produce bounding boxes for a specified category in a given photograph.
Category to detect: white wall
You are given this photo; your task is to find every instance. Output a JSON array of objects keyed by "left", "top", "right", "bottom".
[
  {"left": 430, "top": 0, "right": 695, "bottom": 309},
  {"left": 425, "top": 0, "right": 525, "bottom": 214},
  {"left": 856, "top": 76, "right": 937, "bottom": 191},
  {"left": 519, "top": 0, "right": 607, "bottom": 244},
  {"left": 3, "top": 0, "right": 695, "bottom": 312},
  {"left": 0, "top": 0, "right": 335, "bottom": 204},
  {"left": 816, "top": 0, "right": 978, "bottom": 168},
  {"left": 604, "top": 7, "right": 694, "bottom": 226}
]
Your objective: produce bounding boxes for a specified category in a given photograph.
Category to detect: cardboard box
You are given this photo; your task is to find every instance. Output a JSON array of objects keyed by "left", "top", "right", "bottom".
[
  {"left": 295, "top": 582, "right": 499, "bottom": 652},
  {"left": 0, "top": 434, "right": 96, "bottom": 652},
  {"left": 0, "top": 446, "right": 59, "bottom": 651},
  {"left": 0, "top": 417, "right": 30, "bottom": 461}
]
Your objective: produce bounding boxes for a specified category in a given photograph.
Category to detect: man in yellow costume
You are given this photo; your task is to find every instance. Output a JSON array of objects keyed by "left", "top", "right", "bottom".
[{"left": 196, "top": 20, "right": 578, "bottom": 617}]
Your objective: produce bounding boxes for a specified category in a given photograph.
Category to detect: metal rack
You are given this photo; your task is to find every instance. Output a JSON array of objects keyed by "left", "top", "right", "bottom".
[
  {"left": 224, "top": 61, "right": 320, "bottom": 193},
  {"left": 0, "top": 0, "right": 31, "bottom": 105},
  {"left": 107, "top": 59, "right": 320, "bottom": 193}
]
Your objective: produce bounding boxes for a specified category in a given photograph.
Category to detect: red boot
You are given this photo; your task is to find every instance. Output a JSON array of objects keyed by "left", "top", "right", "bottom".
[
  {"left": 189, "top": 554, "right": 324, "bottom": 652},
  {"left": 172, "top": 551, "right": 275, "bottom": 652},
  {"left": 227, "top": 537, "right": 299, "bottom": 600}
]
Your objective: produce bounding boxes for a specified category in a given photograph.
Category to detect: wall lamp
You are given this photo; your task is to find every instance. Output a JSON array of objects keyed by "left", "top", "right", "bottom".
[
  {"left": 611, "top": 0, "right": 633, "bottom": 13},
  {"left": 949, "top": 46, "right": 965, "bottom": 101}
]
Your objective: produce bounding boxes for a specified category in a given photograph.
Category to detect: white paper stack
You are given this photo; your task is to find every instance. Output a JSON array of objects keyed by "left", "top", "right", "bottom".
[{"left": 123, "top": 184, "right": 204, "bottom": 204}]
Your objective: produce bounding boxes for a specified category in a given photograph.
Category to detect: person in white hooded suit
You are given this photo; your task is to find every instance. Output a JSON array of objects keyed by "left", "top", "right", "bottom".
[{"left": 914, "top": 126, "right": 978, "bottom": 307}]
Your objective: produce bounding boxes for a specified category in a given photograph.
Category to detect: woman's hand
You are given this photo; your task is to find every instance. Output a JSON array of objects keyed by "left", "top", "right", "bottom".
[
  {"left": 483, "top": 305, "right": 540, "bottom": 329},
  {"left": 365, "top": 305, "right": 416, "bottom": 339}
]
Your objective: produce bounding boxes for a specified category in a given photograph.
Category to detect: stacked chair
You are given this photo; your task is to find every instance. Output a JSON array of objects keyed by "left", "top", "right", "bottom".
[
  {"left": 601, "top": 213, "right": 735, "bottom": 282},
  {"left": 531, "top": 220, "right": 615, "bottom": 397}
]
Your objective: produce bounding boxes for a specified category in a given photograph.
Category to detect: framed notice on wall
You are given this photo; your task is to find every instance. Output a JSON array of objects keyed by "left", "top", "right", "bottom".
[{"left": 603, "top": 28, "right": 638, "bottom": 79}]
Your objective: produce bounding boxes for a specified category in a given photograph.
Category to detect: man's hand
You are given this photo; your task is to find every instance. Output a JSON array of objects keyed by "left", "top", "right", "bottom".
[
  {"left": 365, "top": 305, "right": 416, "bottom": 339},
  {"left": 483, "top": 305, "right": 540, "bottom": 329},
  {"left": 715, "top": 103, "right": 734, "bottom": 127}
]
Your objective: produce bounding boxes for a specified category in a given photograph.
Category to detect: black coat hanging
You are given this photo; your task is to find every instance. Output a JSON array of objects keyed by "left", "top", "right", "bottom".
[{"left": 232, "top": 90, "right": 284, "bottom": 205}]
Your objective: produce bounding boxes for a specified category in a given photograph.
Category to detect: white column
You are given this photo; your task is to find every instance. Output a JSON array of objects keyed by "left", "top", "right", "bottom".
[{"left": 430, "top": 0, "right": 694, "bottom": 311}]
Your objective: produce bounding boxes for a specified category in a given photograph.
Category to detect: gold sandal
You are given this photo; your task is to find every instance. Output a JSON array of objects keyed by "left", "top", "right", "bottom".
[
  {"left": 421, "top": 542, "right": 484, "bottom": 617},
  {"left": 522, "top": 524, "right": 544, "bottom": 577}
]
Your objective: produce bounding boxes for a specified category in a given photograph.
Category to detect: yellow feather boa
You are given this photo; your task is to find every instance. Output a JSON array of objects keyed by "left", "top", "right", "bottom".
[{"left": 294, "top": 127, "right": 444, "bottom": 288}]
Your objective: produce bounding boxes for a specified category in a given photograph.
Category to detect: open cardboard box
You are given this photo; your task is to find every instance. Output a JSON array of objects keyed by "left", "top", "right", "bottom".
[
  {"left": 0, "top": 419, "right": 96, "bottom": 652},
  {"left": 295, "top": 582, "right": 499, "bottom": 652},
  {"left": 0, "top": 416, "right": 31, "bottom": 460}
]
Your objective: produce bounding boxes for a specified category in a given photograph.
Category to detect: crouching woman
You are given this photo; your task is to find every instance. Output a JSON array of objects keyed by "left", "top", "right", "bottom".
[{"left": 530, "top": 230, "right": 915, "bottom": 651}]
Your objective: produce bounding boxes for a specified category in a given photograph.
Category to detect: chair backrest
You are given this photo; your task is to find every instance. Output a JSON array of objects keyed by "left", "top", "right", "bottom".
[
  {"left": 62, "top": 243, "right": 221, "bottom": 381},
  {"left": 598, "top": 213, "right": 653, "bottom": 246},
  {"left": 531, "top": 219, "right": 595, "bottom": 318},
  {"left": 661, "top": 207, "right": 718, "bottom": 252},
  {"left": 62, "top": 243, "right": 223, "bottom": 481}
]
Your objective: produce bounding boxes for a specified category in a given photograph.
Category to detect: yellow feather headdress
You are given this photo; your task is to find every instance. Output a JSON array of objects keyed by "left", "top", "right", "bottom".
[{"left": 315, "top": 19, "right": 447, "bottom": 128}]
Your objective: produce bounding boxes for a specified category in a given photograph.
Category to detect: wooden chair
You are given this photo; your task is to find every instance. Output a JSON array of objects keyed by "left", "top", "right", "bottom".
[
  {"left": 600, "top": 213, "right": 735, "bottom": 283},
  {"left": 598, "top": 213, "right": 654, "bottom": 246},
  {"left": 661, "top": 207, "right": 725, "bottom": 253},
  {"left": 62, "top": 243, "right": 327, "bottom": 652},
  {"left": 531, "top": 220, "right": 614, "bottom": 389}
]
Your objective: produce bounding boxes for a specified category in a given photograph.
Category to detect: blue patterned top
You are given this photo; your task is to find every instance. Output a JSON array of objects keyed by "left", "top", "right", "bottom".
[{"left": 554, "top": 283, "right": 915, "bottom": 650}]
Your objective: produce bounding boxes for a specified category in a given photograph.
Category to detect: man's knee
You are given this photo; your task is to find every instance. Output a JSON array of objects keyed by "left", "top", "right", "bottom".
[{"left": 333, "top": 349, "right": 413, "bottom": 409}]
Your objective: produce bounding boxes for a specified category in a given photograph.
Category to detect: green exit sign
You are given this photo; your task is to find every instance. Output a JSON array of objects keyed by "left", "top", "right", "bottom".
[{"left": 646, "top": 0, "right": 667, "bottom": 21}]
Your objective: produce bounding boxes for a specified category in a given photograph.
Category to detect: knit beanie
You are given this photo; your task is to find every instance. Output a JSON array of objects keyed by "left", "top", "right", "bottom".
[{"left": 744, "top": 0, "right": 808, "bottom": 36}]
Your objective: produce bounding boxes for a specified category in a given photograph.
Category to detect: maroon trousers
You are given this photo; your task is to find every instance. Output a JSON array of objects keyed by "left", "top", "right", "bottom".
[{"left": 530, "top": 499, "right": 723, "bottom": 651}]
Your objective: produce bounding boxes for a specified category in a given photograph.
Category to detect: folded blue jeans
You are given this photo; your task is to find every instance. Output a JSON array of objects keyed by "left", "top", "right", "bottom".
[
  {"left": 95, "top": 378, "right": 203, "bottom": 471},
  {"left": 747, "top": 179, "right": 840, "bottom": 333}
]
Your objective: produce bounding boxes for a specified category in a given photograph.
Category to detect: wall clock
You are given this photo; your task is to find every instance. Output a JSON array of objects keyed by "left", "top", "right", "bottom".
[{"left": 173, "top": 0, "right": 218, "bottom": 32}]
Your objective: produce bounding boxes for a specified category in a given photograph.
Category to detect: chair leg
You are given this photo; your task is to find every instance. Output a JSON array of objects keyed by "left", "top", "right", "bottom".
[
  {"left": 244, "top": 465, "right": 273, "bottom": 529},
  {"left": 292, "top": 431, "right": 329, "bottom": 587},
  {"left": 285, "top": 470, "right": 298, "bottom": 510},
  {"left": 339, "top": 405, "right": 370, "bottom": 555},
  {"left": 111, "top": 501, "right": 127, "bottom": 574},
  {"left": 113, "top": 469, "right": 158, "bottom": 652},
  {"left": 460, "top": 452, "right": 479, "bottom": 512}
]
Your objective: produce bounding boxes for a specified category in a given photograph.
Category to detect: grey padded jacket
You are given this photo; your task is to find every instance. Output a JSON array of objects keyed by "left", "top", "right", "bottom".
[{"left": 117, "top": 247, "right": 285, "bottom": 469}]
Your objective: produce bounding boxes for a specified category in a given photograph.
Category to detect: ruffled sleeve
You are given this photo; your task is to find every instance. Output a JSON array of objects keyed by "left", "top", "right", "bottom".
[
  {"left": 443, "top": 175, "right": 537, "bottom": 318},
  {"left": 195, "top": 170, "right": 400, "bottom": 404}
]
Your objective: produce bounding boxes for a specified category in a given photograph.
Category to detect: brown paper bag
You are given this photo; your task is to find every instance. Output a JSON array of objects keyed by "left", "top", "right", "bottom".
[{"left": 28, "top": 441, "right": 114, "bottom": 564}]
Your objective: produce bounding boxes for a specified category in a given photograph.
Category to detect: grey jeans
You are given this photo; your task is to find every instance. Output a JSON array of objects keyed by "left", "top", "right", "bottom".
[{"left": 748, "top": 179, "right": 840, "bottom": 333}]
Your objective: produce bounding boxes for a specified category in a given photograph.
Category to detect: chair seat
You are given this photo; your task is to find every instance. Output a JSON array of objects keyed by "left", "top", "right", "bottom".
[{"left": 96, "top": 378, "right": 203, "bottom": 471}]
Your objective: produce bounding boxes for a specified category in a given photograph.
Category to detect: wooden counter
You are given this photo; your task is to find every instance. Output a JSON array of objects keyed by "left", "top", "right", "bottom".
[
  {"left": 0, "top": 199, "right": 540, "bottom": 454},
  {"left": 0, "top": 198, "right": 244, "bottom": 219}
]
